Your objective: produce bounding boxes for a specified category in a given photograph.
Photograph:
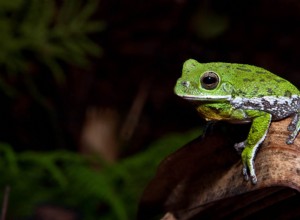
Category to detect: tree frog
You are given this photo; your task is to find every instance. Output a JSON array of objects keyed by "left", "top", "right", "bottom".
[{"left": 174, "top": 59, "right": 300, "bottom": 184}]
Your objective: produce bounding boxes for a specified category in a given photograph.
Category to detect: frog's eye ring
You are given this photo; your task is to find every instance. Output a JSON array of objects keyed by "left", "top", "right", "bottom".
[{"left": 200, "top": 71, "right": 219, "bottom": 90}]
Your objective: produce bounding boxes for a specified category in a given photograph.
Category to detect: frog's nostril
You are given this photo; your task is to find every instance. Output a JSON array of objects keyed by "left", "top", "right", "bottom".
[{"left": 182, "top": 81, "right": 190, "bottom": 87}]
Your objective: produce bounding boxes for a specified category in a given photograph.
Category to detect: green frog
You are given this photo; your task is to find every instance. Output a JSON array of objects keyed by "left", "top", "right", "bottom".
[{"left": 174, "top": 59, "right": 300, "bottom": 184}]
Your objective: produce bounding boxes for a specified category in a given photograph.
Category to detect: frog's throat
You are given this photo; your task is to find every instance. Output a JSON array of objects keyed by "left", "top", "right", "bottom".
[{"left": 180, "top": 94, "right": 232, "bottom": 101}]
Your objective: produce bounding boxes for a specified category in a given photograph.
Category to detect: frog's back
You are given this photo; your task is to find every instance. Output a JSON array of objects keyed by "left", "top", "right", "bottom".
[{"left": 205, "top": 62, "right": 300, "bottom": 98}]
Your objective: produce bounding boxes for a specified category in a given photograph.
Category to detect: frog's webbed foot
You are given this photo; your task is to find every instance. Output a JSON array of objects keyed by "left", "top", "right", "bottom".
[
  {"left": 234, "top": 141, "right": 257, "bottom": 183},
  {"left": 234, "top": 141, "right": 246, "bottom": 155},
  {"left": 241, "top": 149, "right": 257, "bottom": 184},
  {"left": 287, "top": 113, "right": 300, "bottom": 144}
]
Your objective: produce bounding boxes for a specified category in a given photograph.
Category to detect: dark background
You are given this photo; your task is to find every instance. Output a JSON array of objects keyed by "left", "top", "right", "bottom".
[{"left": 3, "top": 0, "right": 300, "bottom": 152}]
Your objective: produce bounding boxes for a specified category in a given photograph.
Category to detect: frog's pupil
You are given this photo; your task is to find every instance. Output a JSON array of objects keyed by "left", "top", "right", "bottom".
[{"left": 203, "top": 76, "right": 217, "bottom": 84}]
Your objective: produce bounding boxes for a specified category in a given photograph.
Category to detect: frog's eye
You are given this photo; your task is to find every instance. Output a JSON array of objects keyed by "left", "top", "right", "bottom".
[{"left": 200, "top": 71, "right": 219, "bottom": 90}]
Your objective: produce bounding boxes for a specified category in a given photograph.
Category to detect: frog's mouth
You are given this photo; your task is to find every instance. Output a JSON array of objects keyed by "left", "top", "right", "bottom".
[{"left": 180, "top": 94, "right": 232, "bottom": 101}]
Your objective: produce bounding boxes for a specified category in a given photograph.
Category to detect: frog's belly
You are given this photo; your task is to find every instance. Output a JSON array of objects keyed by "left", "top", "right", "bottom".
[{"left": 196, "top": 104, "right": 251, "bottom": 122}]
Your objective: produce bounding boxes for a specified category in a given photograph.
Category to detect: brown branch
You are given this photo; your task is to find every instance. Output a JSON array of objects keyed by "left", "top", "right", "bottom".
[{"left": 138, "top": 117, "right": 300, "bottom": 219}]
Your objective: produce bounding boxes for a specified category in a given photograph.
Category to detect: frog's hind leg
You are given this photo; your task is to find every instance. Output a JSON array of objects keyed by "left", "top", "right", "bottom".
[
  {"left": 241, "top": 112, "right": 272, "bottom": 184},
  {"left": 287, "top": 112, "right": 300, "bottom": 144}
]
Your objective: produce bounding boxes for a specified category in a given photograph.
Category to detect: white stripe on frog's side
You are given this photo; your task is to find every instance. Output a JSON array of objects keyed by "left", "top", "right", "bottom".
[
  {"left": 230, "top": 95, "right": 300, "bottom": 120},
  {"left": 231, "top": 95, "right": 298, "bottom": 106},
  {"left": 180, "top": 94, "right": 232, "bottom": 101}
]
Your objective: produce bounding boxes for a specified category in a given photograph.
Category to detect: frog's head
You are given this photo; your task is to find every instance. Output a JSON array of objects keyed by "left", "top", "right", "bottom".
[{"left": 174, "top": 59, "right": 234, "bottom": 101}]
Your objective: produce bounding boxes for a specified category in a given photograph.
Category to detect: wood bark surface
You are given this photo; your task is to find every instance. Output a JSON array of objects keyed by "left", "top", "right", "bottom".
[{"left": 138, "top": 117, "right": 300, "bottom": 219}]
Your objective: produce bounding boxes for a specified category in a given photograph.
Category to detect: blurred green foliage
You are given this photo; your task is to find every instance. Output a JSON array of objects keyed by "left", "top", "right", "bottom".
[
  {"left": 0, "top": 0, "right": 105, "bottom": 149},
  {"left": 0, "top": 0, "right": 104, "bottom": 97},
  {"left": 0, "top": 129, "right": 201, "bottom": 219}
]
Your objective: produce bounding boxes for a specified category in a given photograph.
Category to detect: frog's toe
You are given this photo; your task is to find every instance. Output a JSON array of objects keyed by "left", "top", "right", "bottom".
[
  {"left": 242, "top": 167, "right": 257, "bottom": 184},
  {"left": 234, "top": 141, "right": 246, "bottom": 154},
  {"left": 248, "top": 164, "right": 258, "bottom": 184},
  {"left": 241, "top": 152, "right": 258, "bottom": 184},
  {"left": 287, "top": 124, "right": 296, "bottom": 132},
  {"left": 286, "top": 135, "right": 296, "bottom": 145},
  {"left": 286, "top": 135, "right": 295, "bottom": 144},
  {"left": 250, "top": 175, "right": 257, "bottom": 185},
  {"left": 242, "top": 166, "right": 249, "bottom": 181}
]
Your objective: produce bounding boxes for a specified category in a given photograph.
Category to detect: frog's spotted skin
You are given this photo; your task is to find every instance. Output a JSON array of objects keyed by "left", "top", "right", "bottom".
[
  {"left": 231, "top": 95, "right": 300, "bottom": 120},
  {"left": 174, "top": 59, "right": 300, "bottom": 184}
]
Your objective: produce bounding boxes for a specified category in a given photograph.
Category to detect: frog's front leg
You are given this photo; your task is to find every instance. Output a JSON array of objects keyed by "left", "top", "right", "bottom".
[
  {"left": 287, "top": 112, "right": 300, "bottom": 144},
  {"left": 241, "top": 111, "right": 272, "bottom": 184}
]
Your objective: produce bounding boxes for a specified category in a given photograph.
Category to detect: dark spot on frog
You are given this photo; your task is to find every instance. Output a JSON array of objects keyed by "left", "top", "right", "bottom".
[
  {"left": 260, "top": 79, "right": 265, "bottom": 82},
  {"left": 267, "top": 88, "right": 273, "bottom": 95},
  {"left": 190, "top": 62, "right": 196, "bottom": 67},
  {"left": 275, "top": 79, "right": 285, "bottom": 83},
  {"left": 251, "top": 127, "right": 258, "bottom": 133},
  {"left": 285, "top": 90, "right": 292, "bottom": 97},
  {"left": 296, "top": 168, "right": 300, "bottom": 175},
  {"left": 236, "top": 67, "right": 251, "bottom": 72},
  {"left": 243, "top": 78, "right": 253, "bottom": 82},
  {"left": 244, "top": 100, "right": 261, "bottom": 109},
  {"left": 241, "top": 91, "right": 247, "bottom": 96},
  {"left": 250, "top": 87, "right": 259, "bottom": 96},
  {"left": 244, "top": 101, "right": 252, "bottom": 106},
  {"left": 235, "top": 90, "right": 247, "bottom": 97},
  {"left": 255, "top": 71, "right": 266, "bottom": 74},
  {"left": 261, "top": 98, "right": 271, "bottom": 108}
]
